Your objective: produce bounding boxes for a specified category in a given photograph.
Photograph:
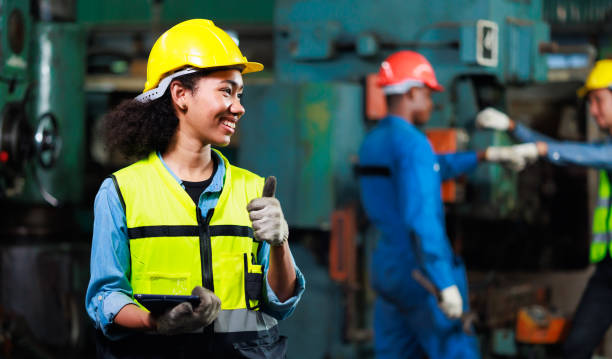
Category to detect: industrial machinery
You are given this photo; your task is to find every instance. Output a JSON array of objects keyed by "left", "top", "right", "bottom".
[
  {"left": 0, "top": 0, "right": 62, "bottom": 202},
  {"left": 0, "top": 1, "right": 91, "bottom": 358},
  {"left": 238, "top": 0, "right": 602, "bottom": 357},
  {"left": 0, "top": 0, "right": 609, "bottom": 358}
]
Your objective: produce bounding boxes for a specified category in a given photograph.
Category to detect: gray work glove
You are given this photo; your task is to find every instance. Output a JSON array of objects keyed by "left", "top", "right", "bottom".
[
  {"left": 476, "top": 107, "right": 511, "bottom": 131},
  {"left": 247, "top": 176, "right": 289, "bottom": 246},
  {"left": 155, "top": 286, "right": 221, "bottom": 335},
  {"left": 484, "top": 143, "right": 539, "bottom": 171}
]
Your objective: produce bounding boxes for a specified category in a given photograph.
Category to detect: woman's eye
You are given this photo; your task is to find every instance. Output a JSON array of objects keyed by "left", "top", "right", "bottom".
[
  {"left": 221, "top": 88, "right": 232, "bottom": 95},
  {"left": 237, "top": 93, "right": 243, "bottom": 99}
]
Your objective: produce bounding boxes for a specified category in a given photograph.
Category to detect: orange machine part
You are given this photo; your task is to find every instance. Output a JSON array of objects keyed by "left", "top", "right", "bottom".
[
  {"left": 426, "top": 129, "right": 458, "bottom": 203},
  {"left": 515, "top": 308, "right": 569, "bottom": 344},
  {"left": 329, "top": 207, "right": 357, "bottom": 284},
  {"left": 365, "top": 73, "right": 387, "bottom": 120}
]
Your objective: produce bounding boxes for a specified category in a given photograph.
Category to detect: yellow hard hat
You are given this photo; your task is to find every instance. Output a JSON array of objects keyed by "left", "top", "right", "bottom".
[
  {"left": 140, "top": 19, "right": 263, "bottom": 97},
  {"left": 577, "top": 59, "right": 612, "bottom": 97}
]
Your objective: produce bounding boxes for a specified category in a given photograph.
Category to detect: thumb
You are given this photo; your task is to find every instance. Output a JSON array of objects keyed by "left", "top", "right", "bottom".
[{"left": 262, "top": 176, "right": 277, "bottom": 198}]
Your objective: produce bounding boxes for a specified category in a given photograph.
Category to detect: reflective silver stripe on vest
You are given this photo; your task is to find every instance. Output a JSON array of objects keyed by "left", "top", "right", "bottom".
[
  {"left": 214, "top": 309, "right": 278, "bottom": 333},
  {"left": 597, "top": 198, "right": 610, "bottom": 208},
  {"left": 593, "top": 232, "right": 611, "bottom": 243}
]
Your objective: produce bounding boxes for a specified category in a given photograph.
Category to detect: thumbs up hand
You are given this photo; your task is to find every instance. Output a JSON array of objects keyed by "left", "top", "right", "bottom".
[{"left": 247, "top": 176, "right": 289, "bottom": 246}]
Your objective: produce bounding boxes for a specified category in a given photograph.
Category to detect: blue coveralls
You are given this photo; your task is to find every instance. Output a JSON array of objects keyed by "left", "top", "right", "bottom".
[{"left": 358, "top": 115, "right": 480, "bottom": 359}]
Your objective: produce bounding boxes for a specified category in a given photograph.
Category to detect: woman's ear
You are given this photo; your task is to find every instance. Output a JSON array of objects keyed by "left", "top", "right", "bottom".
[{"left": 170, "top": 80, "right": 188, "bottom": 112}]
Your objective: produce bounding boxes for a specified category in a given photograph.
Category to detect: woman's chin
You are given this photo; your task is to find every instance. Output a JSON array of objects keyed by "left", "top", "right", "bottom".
[{"left": 212, "top": 136, "right": 232, "bottom": 147}]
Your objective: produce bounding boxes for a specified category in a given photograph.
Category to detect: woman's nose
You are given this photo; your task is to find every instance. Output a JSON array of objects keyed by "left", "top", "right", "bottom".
[{"left": 231, "top": 98, "right": 245, "bottom": 117}]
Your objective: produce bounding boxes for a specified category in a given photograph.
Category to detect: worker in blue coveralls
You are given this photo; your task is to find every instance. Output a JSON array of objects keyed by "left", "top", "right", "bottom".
[
  {"left": 357, "top": 50, "right": 538, "bottom": 359},
  {"left": 477, "top": 59, "right": 612, "bottom": 359}
]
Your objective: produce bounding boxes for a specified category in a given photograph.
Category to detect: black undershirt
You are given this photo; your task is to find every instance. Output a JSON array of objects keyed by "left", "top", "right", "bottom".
[{"left": 181, "top": 156, "right": 218, "bottom": 205}]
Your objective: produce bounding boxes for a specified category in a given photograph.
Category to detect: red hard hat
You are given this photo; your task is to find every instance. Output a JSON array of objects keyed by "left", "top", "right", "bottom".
[{"left": 377, "top": 51, "right": 444, "bottom": 94}]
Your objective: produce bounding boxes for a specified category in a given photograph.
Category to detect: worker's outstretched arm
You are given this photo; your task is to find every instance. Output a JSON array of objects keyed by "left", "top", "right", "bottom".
[
  {"left": 436, "top": 152, "right": 479, "bottom": 181},
  {"left": 478, "top": 107, "right": 612, "bottom": 170},
  {"left": 477, "top": 107, "right": 556, "bottom": 143},
  {"left": 514, "top": 122, "right": 612, "bottom": 170}
]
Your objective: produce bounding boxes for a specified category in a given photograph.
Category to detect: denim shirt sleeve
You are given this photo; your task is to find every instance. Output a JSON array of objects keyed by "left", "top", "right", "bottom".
[
  {"left": 85, "top": 178, "right": 136, "bottom": 340},
  {"left": 257, "top": 241, "right": 306, "bottom": 320},
  {"left": 512, "top": 122, "right": 556, "bottom": 143},
  {"left": 514, "top": 122, "right": 612, "bottom": 170},
  {"left": 436, "top": 151, "right": 479, "bottom": 181}
]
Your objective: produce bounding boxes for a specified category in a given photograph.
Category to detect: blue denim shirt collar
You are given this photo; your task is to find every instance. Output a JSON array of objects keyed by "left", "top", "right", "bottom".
[{"left": 156, "top": 150, "right": 226, "bottom": 193}]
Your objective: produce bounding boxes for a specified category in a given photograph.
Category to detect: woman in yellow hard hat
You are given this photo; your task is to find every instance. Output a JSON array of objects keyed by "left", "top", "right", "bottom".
[
  {"left": 477, "top": 59, "right": 612, "bottom": 359},
  {"left": 85, "top": 19, "right": 305, "bottom": 358}
]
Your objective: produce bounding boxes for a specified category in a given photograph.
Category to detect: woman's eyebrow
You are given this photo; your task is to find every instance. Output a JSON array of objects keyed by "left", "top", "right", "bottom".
[{"left": 221, "top": 80, "right": 244, "bottom": 89}]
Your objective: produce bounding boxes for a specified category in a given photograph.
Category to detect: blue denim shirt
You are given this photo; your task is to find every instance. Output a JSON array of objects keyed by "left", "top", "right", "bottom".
[
  {"left": 514, "top": 122, "right": 612, "bottom": 170},
  {"left": 359, "top": 115, "right": 478, "bottom": 293},
  {"left": 85, "top": 151, "right": 306, "bottom": 339}
]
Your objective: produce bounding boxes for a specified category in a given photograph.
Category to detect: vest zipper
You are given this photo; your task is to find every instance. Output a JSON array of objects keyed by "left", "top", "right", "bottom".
[
  {"left": 197, "top": 208, "right": 215, "bottom": 291},
  {"left": 198, "top": 208, "right": 216, "bottom": 346}
]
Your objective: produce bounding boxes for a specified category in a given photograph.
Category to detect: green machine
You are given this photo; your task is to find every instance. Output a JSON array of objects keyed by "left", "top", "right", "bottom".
[
  {"left": 0, "top": 1, "right": 90, "bottom": 357},
  {"left": 0, "top": 0, "right": 72, "bottom": 206},
  {"left": 0, "top": 0, "right": 35, "bottom": 195}
]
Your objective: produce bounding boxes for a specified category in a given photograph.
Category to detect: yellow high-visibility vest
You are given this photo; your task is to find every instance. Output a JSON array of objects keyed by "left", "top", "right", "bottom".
[
  {"left": 591, "top": 170, "right": 612, "bottom": 263},
  {"left": 112, "top": 150, "right": 279, "bottom": 336}
]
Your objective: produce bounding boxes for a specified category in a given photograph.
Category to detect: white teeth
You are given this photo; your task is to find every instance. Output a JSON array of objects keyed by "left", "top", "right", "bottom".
[{"left": 222, "top": 120, "right": 236, "bottom": 129}]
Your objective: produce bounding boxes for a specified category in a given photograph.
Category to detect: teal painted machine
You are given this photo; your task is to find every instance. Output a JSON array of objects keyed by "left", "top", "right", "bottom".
[
  {"left": 240, "top": 0, "right": 551, "bottom": 225},
  {"left": 239, "top": 83, "right": 364, "bottom": 228},
  {"left": 235, "top": 1, "right": 553, "bottom": 357}
]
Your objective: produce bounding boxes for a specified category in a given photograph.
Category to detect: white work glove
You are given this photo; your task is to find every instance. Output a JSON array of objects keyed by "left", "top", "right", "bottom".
[
  {"left": 247, "top": 176, "right": 289, "bottom": 246},
  {"left": 485, "top": 143, "right": 539, "bottom": 171},
  {"left": 156, "top": 286, "right": 221, "bottom": 335},
  {"left": 439, "top": 285, "right": 463, "bottom": 320},
  {"left": 476, "top": 107, "right": 511, "bottom": 131}
]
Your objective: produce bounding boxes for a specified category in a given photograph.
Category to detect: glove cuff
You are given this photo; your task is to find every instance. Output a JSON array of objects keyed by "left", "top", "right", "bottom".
[
  {"left": 272, "top": 219, "right": 289, "bottom": 246},
  {"left": 484, "top": 146, "right": 505, "bottom": 162}
]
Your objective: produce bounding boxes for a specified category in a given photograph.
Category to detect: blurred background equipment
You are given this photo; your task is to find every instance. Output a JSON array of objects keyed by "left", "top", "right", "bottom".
[{"left": 1, "top": 0, "right": 612, "bottom": 357}]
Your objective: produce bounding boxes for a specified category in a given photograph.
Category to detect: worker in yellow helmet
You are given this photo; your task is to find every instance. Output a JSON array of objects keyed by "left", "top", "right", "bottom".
[
  {"left": 477, "top": 59, "right": 612, "bottom": 359},
  {"left": 85, "top": 19, "right": 305, "bottom": 358}
]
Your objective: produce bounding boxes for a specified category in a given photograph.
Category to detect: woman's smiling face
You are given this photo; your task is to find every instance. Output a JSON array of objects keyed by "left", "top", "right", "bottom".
[{"left": 174, "top": 69, "right": 245, "bottom": 147}]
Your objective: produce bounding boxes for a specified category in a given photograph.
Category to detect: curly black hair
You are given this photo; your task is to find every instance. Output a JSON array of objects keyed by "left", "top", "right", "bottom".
[{"left": 103, "top": 69, "right": 210, "bottom": 159}]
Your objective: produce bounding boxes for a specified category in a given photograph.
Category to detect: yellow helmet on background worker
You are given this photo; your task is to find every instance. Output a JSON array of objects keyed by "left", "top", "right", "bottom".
[
  {"left": 578, "top": 59, "right": 612, "bottom": 97},
  {"left": 137, "top": 19, "right": 263, "bottom": 102}
]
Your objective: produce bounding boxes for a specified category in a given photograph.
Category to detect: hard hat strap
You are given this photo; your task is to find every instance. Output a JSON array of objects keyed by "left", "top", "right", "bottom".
[
  {"left": 382, "top": 79, "right": 424, "bottom": 95},
  {"left": 135, "top": 67, "right": 199, "bottom": 103}
]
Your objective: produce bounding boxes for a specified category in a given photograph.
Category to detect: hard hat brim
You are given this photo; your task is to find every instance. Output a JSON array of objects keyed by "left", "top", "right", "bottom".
[
  {"left": 242, "top": 61, "right": 264, "bottom": 74},
  {"left": 428, "top": 83, "right": 444, "bottom": 92},
  {"left": 577, "top": 86, "right": 589, "bottom": 98},
  {"left": 576, "top": 85, "right": 612, "bottom": 98}
]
